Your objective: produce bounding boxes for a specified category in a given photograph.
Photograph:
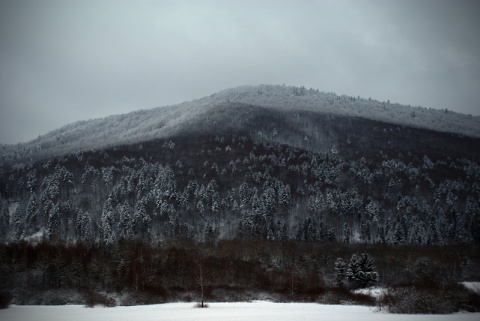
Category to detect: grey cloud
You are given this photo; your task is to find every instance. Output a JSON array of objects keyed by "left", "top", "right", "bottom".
[{"left": 1, "top": 0, "right": 479, "bottom": 144}]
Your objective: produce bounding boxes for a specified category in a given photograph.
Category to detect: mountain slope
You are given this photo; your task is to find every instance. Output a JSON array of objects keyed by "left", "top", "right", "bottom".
[
  {"left": 2, "top": 84, "right": 479, "bottom": 165},
  {"left": 2, "top": 85, "right": 480, "bottom": 308},
  {"left": 1, "top": 97, "right": 479, "bottom": 246}
]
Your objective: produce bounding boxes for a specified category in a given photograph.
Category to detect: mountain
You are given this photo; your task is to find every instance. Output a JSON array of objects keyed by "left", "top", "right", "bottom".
[
  {"left": 0, "top": 84, "right": 479, "bottom": 246},
  {"left": 1, "top": 84, "right": 479, "bottom": 164}
]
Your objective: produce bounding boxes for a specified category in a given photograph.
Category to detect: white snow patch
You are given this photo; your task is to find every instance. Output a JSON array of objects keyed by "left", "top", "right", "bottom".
[
  {"left": 7, "top": 202, "right": 19, "bottom": 224},
  {"left": 353, "top": 287, "right": 387, "bottom": 299},
  {"left": 1, "top": 301, "right": 479, "bottom": 321},
  {"left": 461, "top": 282, "right": 480, "bottom": 293},
  {"left": 23, "top": 229, "right": 46, "bottom": 244}
]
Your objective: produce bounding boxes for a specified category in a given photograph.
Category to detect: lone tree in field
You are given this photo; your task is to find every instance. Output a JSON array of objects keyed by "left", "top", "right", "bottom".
[
  {"left": 346, "top": 252, "right": 379, "bottom": 288},
  {"left": 194, "top": 248, "right": 211, "bottom": 308}
]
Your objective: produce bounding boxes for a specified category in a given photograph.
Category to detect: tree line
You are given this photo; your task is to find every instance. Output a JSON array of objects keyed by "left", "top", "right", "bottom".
[{"left": 0, "top": 239, "right": 478, "bottom": 306}]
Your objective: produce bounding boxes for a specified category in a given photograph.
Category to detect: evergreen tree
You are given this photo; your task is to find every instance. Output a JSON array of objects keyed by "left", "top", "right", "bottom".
[
  {"left": 76, "top": 211, "right": 91, "bottom": 242},
  {"left": 101, "top": 198, "right": 115, "bottom": 244},
  {"left": 204, "top": 220, "right": 218, "bottom": 244},
  {"left": 279, "top": 184, "right": 291, "bottom": 210},
  {"left": 13, "top": 205, "right": 24, "bottom": 241},
  {"left": 0, "top": 202, "right": 9, "bottom": 241},
  {"left": 196, "top": 200, "right": 206, "bottom": 218},
  {"left": 46, "top": 203, "right": 60, "bottom": 240},
  {"left": 117, "top": 202, "right": 132, "bottom": 239},
  {"left": 133, "top": 198, "right": 151, "bottom": 239},
  {"left": 335, "top": 258, "right": 347, "bottom": 286},
  {"left": 25, "top": 193, "right": 38, "bottom": 234},
  {"left": 346, "top": 253, "right": 379, "bottom": 288},
  {"left": 343, "top": 222, "right": 351, "bottom": 244}
]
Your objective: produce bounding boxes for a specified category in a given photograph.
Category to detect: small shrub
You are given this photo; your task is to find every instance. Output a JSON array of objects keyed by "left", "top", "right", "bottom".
[
  {"left": 195, "top": 302, "right": 209, "bottom": 308},
  {"left": 84, "top": 291, "right": 117, "bottom": 308},
  {"left": 42, "top": 291, "right": 69, "bottom": 305},
  {"left": 377, "top": 283, "right": 480, "bottom": 314},
  {"left": 0, "top": 291, "right": 12, "bottom": 309},
  {"left": 317, "top": 287, "right": 376, "bottom": 306}
]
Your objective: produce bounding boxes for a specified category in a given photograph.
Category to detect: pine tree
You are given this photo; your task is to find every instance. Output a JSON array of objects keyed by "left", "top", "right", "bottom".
[
  {"left": 133, "top": 199, "right": 151, "bottom": 239},
  {"left": 346, "top": 253, "right": 379, "bottom": 288},
  {"left": 13, "top": 205, "right": 24, "bottom": 241},
  {"left": 117, "top": 202, "right": 132, "bottom": 239},
  {"left": 25, "top": 193, "right": 38, "bottom": 233},
  {"left": 335, "top": 258, "right": 347, "bottom": 286},
  {"left": 280, "top": 222, "right": 289, "bottom": 243},
  {"left": 0, "top": 202, "right": 9, "bottom": 241},
  {"left": 343, "top": 222, "right": 351, "bottom": 244},
  {"left": 47, "top": 203, "right": 60, "bottom": 240},
  {"left": 204, "top": 220, "right": 217, "bottom": 245},
  {"left": 279, "top": 184, "right": 291, "bottom": 210},
  {"left": 196, "top": 200, "right": 206, "bottom": 218},
  {"left": 101, "top": 198, "right": 116, "bottom": 243},
  {"left": 76, "top": 211, "right": 91, "bottom": 242}
]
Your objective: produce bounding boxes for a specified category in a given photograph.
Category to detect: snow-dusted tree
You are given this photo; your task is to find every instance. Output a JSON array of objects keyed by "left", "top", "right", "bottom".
[
  {"left": 296, "top": 216, "right": 317, "bottom": 241},
  {"left": 211, "top": 192, "right": 221, "bottom": 219},
  {"left": 101, "top": 198, "right": 116, "bottom": 244},
  {"left": 0, "top": 201, "right": 9, "bottom": 241},
  {"left": 25, "top": 193, "right": 38, "bottom": 234},
  {"left": 46, "top": 203, "right": 60, "bottom": 240},
  {"left": 26, "top": 169, "right": 37, "bottom": 194},
  {"left": 275, "top": 222, "right": 286, "bottom": 242},
  {"left": 359, "top": 218, "right": 371, "bottom": 244},
  {"left": 204, "top": 220, "right": 218, "bottom": 245},
  {"left": 262, "top": 187, "right": 277, "bottom": 218},
  {"left": 13, "top": 205, "right": 24, "bottom": 241},
  {"left": 196, "top": 200, "right": 206, "bottom": 218},
  {"left": 239, "top": 182, "right": 252, "bottom": 209},
  {"left": 101, "top": 166, "right": 115, "bottom": 193},
  {"left": 76, "top": 211, "right": 92, "bottom": 242},
  {"left": 346, "top": 253, "right": 379, "bottom": 288},
  {"left": 334, "top": 258, "right": 347, "bottom": 286},
  {"left": 117, "top": 202, "right": 132, "bottom": 239},
  {"left": 407, "top": 219, "right": 427, "bottom": 245},
  {"left": 343, "top": 222, "right": 351, "bottom": 244},
  {"left": 278, "top": 183, "right": 291, "bottom": 211},
  {"left": 133, "top": 198, "right": 151, "bottom": 239}
]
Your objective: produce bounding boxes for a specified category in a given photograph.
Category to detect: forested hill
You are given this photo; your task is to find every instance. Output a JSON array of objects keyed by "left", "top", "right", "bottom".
[
  {"left": 1, "top": 84, "right": 479, "bottom": 165},
  {"left": 1, "top": 83, "right": 479, "bottom": 246},
  {"left": 2, "top": 85, "right": 480, "bottom": 309}
]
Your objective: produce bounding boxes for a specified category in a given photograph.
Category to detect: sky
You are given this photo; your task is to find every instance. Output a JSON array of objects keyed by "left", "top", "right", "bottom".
[{"left": 1, "top": 0, "right": 479, "bottom": 144}]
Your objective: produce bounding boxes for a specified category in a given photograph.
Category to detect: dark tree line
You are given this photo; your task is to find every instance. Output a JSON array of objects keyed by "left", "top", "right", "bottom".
[{"left": 0, "top": 240, "right": 478, "bottom": 305}]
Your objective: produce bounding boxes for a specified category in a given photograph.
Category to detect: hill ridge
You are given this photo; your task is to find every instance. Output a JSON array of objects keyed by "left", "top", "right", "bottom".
[{"left": 2, "top": 84, "right": 479, "bottom": 164}]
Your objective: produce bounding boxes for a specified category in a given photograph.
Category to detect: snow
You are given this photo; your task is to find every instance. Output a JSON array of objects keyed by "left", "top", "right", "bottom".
[
  {"left": 461, "top": 282, "right": 480, "bottom": 293},
  {"left": 1, "top": 301, "right": 479, "bottom": 321},
  {"left": 23, "top": 229, "right": 46, "bottom": 244},
  {"left": 353, "top": 287, "right": 387, "bottom": 299}
]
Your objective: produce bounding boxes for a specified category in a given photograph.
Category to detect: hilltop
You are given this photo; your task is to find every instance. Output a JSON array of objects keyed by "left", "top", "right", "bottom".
[{"left": 2, "top": 84, "right": 479, "bottom": 165}]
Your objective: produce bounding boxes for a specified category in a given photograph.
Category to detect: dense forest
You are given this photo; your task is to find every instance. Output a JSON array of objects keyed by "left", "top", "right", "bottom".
[{"left": 2, "top": 130, "right": 479, "bottom": 246}]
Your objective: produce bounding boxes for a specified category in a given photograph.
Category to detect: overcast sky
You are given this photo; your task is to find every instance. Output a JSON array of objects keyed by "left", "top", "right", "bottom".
[{"left": 1, "top": 0, "right": 479, "bottom": 144}]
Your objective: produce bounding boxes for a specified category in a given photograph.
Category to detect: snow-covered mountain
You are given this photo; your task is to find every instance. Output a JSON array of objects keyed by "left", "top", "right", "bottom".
[
  {"left": 2, "top": 85, "right": 480, "bottom": 311},
  {"left": 1, "top": 83, "right": 480, "bottom": 245},
  {"left": 2, "top": 84, "right": 479, "bottom": 164}
]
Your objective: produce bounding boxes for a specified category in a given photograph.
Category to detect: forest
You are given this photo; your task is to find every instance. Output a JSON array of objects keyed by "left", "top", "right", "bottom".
[
  {"left": 1, "top": 130, "right": 479, "bottom": 246},
  {"left": 1, "top": 95, "right": 480, "bottom": 312}
]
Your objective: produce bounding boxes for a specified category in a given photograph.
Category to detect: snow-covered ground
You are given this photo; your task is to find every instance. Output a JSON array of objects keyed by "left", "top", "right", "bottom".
[
  {"left": 1, "top": 301, "right": 479, "bottom": 321},
  {"left": 353, "top": 287, "right": 387, "bottom": 299},
  {"left": 461, "top": 282, "right": 480, "bottom": 293}
]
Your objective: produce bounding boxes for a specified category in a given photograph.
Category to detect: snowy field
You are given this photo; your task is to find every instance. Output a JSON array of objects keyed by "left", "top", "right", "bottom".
[{"left": 1, "top": 301, "right": 479, "bottom": 321}]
